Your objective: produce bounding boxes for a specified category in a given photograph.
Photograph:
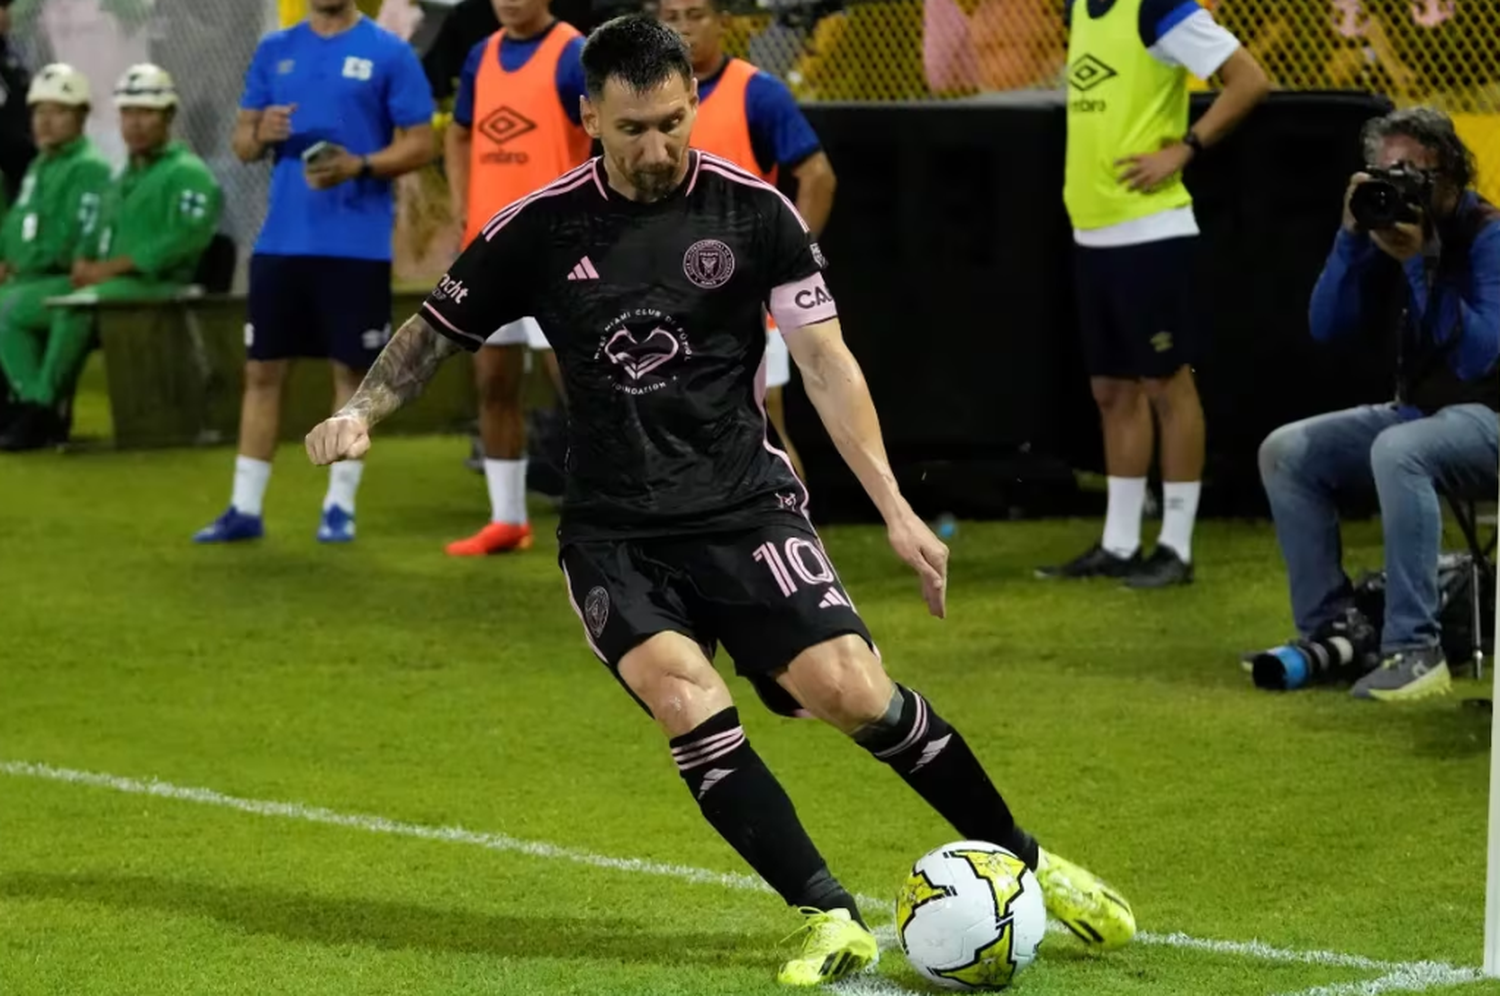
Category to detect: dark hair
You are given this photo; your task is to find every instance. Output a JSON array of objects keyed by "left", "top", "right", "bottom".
[
  {"left": 1362, "top": 107, "right": 1476, "bottom": 189},
  {"left": 580, "top": 14, "right": 693, "bottom": 101}
]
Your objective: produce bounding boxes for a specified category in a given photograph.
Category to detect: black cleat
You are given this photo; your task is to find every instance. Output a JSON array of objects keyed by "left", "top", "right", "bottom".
[
  {"left": 1123, "top": 546, "right": 1194, "bottom": 588},
  {"left": 0, "top": 404, "right": 61, "bottom": 452},
  {"left": 1035, "top": 543, "right": 1142, "bottom": 580}
]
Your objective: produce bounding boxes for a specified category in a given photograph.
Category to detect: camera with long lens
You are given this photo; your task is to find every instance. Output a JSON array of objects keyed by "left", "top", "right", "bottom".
[
  {"left": 1251, "top": 609, "right": 1378, "bottom": 691},
  {"left": 1348, "top": 164, "right": 1434, "bottom": 230}
]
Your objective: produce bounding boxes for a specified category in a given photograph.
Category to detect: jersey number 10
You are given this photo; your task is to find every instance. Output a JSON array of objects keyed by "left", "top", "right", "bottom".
[{"left": 753, "top": 538, "right": 837, "bottom": 598}]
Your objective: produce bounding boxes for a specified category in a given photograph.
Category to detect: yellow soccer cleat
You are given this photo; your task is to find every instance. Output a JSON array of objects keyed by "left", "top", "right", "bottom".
[
  {"left": 775, "top": 907, "right": 879, "bottom": 986},
  {"left": 1036, "top": 849, "right": 1137, "bottom": 949}
]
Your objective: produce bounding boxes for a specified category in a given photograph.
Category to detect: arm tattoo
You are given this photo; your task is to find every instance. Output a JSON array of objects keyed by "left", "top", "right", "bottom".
[{"left": 336, "top": 314, "right": 462, "bottom": 426}]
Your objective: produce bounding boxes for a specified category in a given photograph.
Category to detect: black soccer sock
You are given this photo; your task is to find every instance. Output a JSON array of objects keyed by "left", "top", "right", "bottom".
[
  {"left": 671, "top": 707, "right": 864, "bottom": 925},
  {"left": 855, "top": 685, "right": 1040, "bottom": 870}
]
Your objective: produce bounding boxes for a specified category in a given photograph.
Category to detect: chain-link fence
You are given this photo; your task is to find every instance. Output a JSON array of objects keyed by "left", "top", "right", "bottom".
[
  {"left": 725, "top": 0, "right": 1500, "bottom": 197},
  {"left": 10, "top": 0, "right": 277, "bottom": 268},
  {"left": 11, "top": 0, "right": 1493, "bottom": 257}
]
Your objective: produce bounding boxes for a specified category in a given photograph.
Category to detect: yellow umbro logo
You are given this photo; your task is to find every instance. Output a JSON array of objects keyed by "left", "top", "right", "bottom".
[{"left": 1151, "top": 331, "right": 1174, "bottom": 353}]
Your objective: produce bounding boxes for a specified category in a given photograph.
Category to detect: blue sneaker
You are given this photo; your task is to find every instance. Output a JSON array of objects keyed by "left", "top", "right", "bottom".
[
  {"left": 317, "top": 505, "right": 356, "bottom": 543},
  {"left": 193, "top": 507, "right": 264, "bottom": 544}
]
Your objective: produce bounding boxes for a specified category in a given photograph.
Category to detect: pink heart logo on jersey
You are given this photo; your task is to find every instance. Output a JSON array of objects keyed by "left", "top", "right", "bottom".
[{"left": 604, "top": 328, "right": 680, "bottom": 380}]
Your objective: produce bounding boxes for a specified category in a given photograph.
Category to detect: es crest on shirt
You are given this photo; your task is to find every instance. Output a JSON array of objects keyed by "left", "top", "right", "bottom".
[
  {"left": 277, "top": 59, "right": 296, "bottom": 75},
  {"left": 683, "top": 239, "right": 735, "bottom": 289},
  {"left": 595, "top": 308, "right": 693, "bottom": 396},
  {"left": 342, "top": 57, "right": 374, "bottom": 81},
  {"left": 433, "top": 274, "right": 469, "bottom": 304},
  {"left": 809, "top": 241, "right": 827, "bottom": 269}
]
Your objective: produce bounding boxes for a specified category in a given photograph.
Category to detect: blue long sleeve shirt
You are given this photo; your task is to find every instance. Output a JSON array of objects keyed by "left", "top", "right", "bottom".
[{"left": 1309, "top": 192, "right": 1500, "bottom": 398}]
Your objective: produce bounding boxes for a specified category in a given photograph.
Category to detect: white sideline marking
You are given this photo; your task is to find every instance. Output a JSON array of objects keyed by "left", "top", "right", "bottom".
[
  {"left": 1276, "top": 964, "right": 1485, "bottom": 996},
  {"left": 0, "top": 760, "right": 1485, "bottom": 996}
]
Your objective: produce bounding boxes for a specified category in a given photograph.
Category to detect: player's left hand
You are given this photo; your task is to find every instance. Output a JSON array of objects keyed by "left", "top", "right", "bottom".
[
  {"left": 887, "top": 511, "right": 949, "bottom": 619},
  {"left": 1116, "top": 142, "right": 1194, "bottom": 192},
  {"left": 306, "top": 414, "right": 371, "bottom": 465},
  {"left": 304, "top": 145, "right": 362, "bottom": 190}
]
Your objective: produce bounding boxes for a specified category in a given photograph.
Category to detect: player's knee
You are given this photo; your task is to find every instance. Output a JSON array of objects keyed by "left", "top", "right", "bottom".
[
  {"left": 1090, "top": 377, "right": 1139, "bottom": 414},
  {"left": 620, "top": 643, "right": 730, "bottom": 733},
  {"left": 796, "top": 637, "right": 892, "bottom": 732},
  {"left": 1142, "top": 366, "right": 1196, "bottom": 416},
  {"left": 244, "top": 360, "right": 287, "bottom": 392}
]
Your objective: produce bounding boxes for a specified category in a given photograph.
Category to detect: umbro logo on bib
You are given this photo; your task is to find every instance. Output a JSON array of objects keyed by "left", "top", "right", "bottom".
[{"left": 1067, "top": 54, "right": 1118, "bottom": 93}]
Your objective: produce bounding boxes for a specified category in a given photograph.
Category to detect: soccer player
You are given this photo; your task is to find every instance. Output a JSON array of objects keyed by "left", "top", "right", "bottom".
[
  {"left": 1037, "top": 0, "right": 1268, "bottom": 587},
  {"left": 659, "top": 0, "right": 835, "bottom": 480},
  {"left": 307, "top": 17, "right": 1135, "bottom": 985},
  {"left": 443, "top": 0, "right": 591, "bottom": 557},
  {"left": 195, "top": 0, "right": 435, "bottom": 544},
  {"left": 0, "top": 64, "right": 111, "bottom": 451}
]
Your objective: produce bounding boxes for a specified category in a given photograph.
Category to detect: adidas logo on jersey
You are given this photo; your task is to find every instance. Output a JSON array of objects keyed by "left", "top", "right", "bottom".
[
  {"left": 818, "top": 588, "right": 851, "bottom": 610},
  {"left": 567, "top": 256, "right": 600, "bottom": 281}
]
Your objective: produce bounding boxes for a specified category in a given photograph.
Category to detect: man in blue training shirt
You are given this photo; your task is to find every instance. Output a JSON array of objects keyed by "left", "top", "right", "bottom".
[
  {"left": 1260, "top": 108, "right": 1499, "bottom": 702},
  {"left": 195, "top": 0, "right": 435, "bottom": 545}
]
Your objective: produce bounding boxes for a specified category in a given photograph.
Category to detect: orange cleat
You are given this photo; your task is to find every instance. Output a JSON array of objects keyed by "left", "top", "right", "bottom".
[{"left": 445, "top": 522, "right": 533, "bottom": 556}]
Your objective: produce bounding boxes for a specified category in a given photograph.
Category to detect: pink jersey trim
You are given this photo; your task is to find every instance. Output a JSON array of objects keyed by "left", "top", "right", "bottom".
[
  {"left": 481, "top": 161, "right": 600, "bottom": 240},
  {"left": 696, "top": 153, "right": 809, "bottom": 232}
]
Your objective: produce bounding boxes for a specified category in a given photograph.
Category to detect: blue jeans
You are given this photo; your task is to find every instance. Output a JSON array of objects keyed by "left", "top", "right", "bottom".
[{"left": 1259, "top": 403, "right": 1499, "bottom": 653}]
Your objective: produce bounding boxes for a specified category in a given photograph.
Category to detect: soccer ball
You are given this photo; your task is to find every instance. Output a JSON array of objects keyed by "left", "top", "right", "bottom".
[{"left": 895, "top": 840, "right": 1047, "bottom": 990}]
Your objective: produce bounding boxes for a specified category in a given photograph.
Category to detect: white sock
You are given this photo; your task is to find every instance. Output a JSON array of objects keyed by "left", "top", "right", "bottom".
[
  {"left": 1101, "top": 476, "right": 1146, "bottom": 558},
  {"left": 323, "top": 460, "right": 365, "bottom": 513},
  {"left": 1158, "top": 480, "right": 1201, "bottom": 563},
  {"left": 231, "top": 456, "right": 272, "bottom": 517},
  {"left": 484, "top": 458, "right": 528, "bottom": 526}
]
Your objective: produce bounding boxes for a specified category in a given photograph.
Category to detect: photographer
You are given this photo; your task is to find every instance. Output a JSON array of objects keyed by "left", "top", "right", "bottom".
[{"left": 1258, "top": 108, "right": 1499, "bottom": 703}]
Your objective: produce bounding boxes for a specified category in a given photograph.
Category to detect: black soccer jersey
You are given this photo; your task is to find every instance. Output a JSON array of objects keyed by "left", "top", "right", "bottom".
[{"left": 422, "top": 150, "right": 839, "bottom": 542}]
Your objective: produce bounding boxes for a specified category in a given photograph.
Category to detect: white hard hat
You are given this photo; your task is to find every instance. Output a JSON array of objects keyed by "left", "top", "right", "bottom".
[
  {"left": 114, "top": 63, "right": 178, "bottom": 109},
  {"left": 28, "top": 63, "right": 91, "bottom": 107}
]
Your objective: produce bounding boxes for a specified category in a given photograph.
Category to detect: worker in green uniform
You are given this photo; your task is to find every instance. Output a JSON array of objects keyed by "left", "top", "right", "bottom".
[
  {"left": 0, "top": 63, "right": 223, "bottom": 451},
  {"left": 0, "top": 63, "right": 111, "bottom": 447}
]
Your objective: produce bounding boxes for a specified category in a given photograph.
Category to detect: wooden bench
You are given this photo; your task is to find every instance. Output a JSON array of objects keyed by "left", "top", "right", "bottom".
[{"left": 51, "top": 289, "right": 484, "bottom": 450}]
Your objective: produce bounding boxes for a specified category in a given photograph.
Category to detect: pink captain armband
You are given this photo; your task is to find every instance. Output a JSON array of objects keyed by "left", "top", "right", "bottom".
[{"left": 768, "top": 272, "right": 838, "bottom": 333}]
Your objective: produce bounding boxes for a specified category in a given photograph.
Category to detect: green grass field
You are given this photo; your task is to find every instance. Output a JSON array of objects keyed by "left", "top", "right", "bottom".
[{"left": 3, "top": 385, "right": 1499, "bottom": 995}]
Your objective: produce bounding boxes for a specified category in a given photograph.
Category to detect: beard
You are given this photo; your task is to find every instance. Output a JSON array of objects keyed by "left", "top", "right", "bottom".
[{"left": 627, "top": 161, "right": 681, "bottom": 203}]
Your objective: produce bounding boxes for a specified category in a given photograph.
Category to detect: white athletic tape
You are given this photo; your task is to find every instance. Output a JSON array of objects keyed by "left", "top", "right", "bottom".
[{"left": 0, "top": 760, "right": 1486, "bottom": 996}]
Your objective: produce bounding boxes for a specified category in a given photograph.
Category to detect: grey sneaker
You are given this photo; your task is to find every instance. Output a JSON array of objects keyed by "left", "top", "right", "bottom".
[{"left": 1350, "top": 647, "right": 1452, "bottom": 702}]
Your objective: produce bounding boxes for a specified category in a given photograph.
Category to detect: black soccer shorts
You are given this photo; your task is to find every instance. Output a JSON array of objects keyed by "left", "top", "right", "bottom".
[
  {"left": 1074, "top": 235, "right": 1201, "bottom": 380},
  {"left": 247, "top": 254, "right": 393, "bottom": 370},
  {"left": 559, "top": 518, "right": 875, "bottom": 717}
]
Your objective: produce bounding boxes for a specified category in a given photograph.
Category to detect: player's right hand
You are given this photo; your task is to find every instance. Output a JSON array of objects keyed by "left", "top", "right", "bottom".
[
  {"left": 257, "top": 104, "right": 296, "bottom": 145},
  {"left": 306, "top": 414, "right": 371, "bottom": 465},
  {"left": 887, "top": 511, "right": 949, "bottom": 619}
]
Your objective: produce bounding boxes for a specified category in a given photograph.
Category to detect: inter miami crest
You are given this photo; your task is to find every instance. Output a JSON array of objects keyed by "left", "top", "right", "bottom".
[
  {"left": 683, "top": 239, "right": 735, "bottom": 289},
  {"left": 584, "top": 586, "right": 610, "bottom": 638}
]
